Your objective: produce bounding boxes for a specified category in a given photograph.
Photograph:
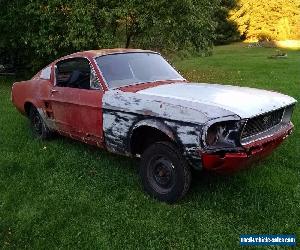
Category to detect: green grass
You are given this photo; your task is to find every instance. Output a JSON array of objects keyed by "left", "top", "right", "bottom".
[{"left": 1, "top": 44, "right": 299, "bottom": 249}]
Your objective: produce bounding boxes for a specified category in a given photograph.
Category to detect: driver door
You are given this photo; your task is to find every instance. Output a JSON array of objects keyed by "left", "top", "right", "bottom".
[{"left": 49, "top": 57, "right": 104, "bottom": 146}]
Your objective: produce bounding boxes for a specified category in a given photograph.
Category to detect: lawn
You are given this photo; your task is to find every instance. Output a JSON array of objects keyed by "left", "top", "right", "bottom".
[{"left": 0, "top": 44, "right": 299, "bottom": 249}]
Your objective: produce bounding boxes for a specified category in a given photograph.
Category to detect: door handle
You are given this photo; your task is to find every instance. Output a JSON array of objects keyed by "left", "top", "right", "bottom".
[{"left": 51, "top": 89, "right": 59, "bottom": 94}]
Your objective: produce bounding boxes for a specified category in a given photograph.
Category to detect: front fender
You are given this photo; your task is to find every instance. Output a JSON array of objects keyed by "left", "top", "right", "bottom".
[
  {"left": 130, "top": 118, "right": 204, "bottom": 170},
  {"left": 103, "top": 109, "right": 204, "bottom": 170},
  {"left": 129, "top": 118, "right": 176, "bottom": 142}
]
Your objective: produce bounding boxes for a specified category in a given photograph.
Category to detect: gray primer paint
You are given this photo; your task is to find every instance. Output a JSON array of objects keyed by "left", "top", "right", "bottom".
[
  {"left": 103, "top": 89, "right": 237, "bottom": 123},
  {"left": 102, "top": 89, "right": 239, "bottom": 169},
  {"left": 138, "top": 82, "right": 297, "bottom": 118},
  {"left": 102, "top": 83, "right": 296, "bottom": 169}
]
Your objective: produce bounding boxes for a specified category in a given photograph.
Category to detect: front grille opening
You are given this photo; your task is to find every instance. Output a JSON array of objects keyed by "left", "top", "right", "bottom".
[{"left": 241, "top": 108, "right": 285, "bottom": 139}]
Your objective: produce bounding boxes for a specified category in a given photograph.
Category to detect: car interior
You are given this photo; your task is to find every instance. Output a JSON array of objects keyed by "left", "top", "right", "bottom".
[{"left": 55, "top": 58, "right": 91, "bottom": 89}]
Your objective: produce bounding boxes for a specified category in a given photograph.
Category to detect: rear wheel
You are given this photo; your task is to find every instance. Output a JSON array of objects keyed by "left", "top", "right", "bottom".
[
  {"left": 139, "top": 142, "right": 191, "bottom": 203},
  {"left": 29, "top": 106, "right": 52, "bottom": 139}
]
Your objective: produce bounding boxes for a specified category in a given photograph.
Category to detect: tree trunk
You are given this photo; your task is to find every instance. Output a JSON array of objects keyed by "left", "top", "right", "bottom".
[{"left": 125, "top": 33, "right": 132, "bottom": 48}]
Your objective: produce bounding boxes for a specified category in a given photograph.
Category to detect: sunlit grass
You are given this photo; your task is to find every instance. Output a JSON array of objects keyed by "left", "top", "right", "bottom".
[{"left": 1, "top": 44, "right": 299, "bottom": 249}]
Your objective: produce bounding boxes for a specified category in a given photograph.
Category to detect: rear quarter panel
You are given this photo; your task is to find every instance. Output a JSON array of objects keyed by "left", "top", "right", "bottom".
[{"left": 12, "top": 79, "right": 52, "bottom": 115}]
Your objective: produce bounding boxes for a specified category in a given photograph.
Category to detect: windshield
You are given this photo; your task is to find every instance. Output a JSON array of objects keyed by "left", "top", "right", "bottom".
[{"left": 95, "top": 52, "right": 184, "bottom": 88}]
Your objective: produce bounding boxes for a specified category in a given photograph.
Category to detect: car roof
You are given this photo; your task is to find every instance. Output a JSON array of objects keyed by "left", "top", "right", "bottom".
[{"left": 66, "top": 48, "right": 157, "bottom": 58}]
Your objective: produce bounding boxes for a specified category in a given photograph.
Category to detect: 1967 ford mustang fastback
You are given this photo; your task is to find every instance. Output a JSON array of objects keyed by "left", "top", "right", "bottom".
[{"left": 11, "top": 49, "right": 297, "bottom": 203}]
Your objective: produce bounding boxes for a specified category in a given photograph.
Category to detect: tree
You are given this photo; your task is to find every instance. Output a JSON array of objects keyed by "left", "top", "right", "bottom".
[
  {"left": 0, "top": 0, "right": 219, "bottom": 75},
  {"left": 213, "top": 0, "right": 240, "bottom": 44},
  {"left": 229, "top": 0, "right": 300, "bottom": 41}
]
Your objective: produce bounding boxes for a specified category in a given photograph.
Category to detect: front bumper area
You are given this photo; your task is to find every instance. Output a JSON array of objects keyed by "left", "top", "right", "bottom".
[{"left": 201, "top": 122, "right": 294, "bottom": 173}]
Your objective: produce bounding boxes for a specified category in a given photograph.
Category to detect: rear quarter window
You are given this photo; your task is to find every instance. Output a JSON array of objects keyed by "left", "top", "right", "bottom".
[{"left": 40, "top": 66, "right": 51, "bottom": 80}]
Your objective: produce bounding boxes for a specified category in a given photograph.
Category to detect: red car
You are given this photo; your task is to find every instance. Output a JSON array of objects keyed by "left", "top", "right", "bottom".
[{"left": 12, "top": 49, "right": 297, "bottom": 203}]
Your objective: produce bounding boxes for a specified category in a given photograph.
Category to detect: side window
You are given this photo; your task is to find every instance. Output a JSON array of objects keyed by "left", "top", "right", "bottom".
[
  {"left": 55, "top": 58, "right": 91, "bottom": 89},
  {"left": 40, "top": 66, "right": 51, "bottom": 80}
]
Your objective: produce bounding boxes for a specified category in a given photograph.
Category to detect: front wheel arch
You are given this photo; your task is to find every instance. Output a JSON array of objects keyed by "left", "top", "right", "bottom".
[{"left": 129, "top": 119, "right": 181, "bottom": 156}]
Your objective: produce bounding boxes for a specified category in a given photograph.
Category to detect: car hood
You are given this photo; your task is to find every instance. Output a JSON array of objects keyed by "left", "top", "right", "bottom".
[
  {"left": 137, "top": 82, "right": 297, "bottom": 118},
  {"left": 103, "top": 82, "right": 296, "bottom": 125}
]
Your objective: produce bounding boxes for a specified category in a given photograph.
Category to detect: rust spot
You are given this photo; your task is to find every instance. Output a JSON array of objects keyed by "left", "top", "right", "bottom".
[{"left": 142, "top": 110, "right": 158, "bottom": 116}]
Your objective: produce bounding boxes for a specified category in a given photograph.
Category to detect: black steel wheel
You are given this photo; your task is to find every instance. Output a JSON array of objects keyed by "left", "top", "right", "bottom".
[
  {"left": 29, "top": 106, "right": 52, "bottom": 139},
  {"left": 139, "top": 141, "right": 191, "bottom": 203}
]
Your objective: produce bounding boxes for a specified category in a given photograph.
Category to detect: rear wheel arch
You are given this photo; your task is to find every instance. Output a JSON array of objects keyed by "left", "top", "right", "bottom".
[
  {"left": 24, "top": 102, "right": 34, "bottom": 116},
  {"left": 28, "top": 105, "right": 53, "bottom": 139},
  {"left": 24, "top": 100, "right": 44, "bottom": 117}
]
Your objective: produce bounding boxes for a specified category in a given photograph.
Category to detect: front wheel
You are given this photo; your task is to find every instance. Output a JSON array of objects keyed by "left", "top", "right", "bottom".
[{"left": 139, "top": 142, "right": 191, "bottom": 203}]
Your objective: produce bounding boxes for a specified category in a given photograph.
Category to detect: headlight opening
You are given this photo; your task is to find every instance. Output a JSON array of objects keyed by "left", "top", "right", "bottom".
[{"left": 205, "top": 121, "right": 243, "bottom": 148}]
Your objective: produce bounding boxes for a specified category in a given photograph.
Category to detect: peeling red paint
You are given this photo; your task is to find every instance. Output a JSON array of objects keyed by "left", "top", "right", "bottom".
[{"left": 119, "top": 80, "right": 186, "bottom": 93}]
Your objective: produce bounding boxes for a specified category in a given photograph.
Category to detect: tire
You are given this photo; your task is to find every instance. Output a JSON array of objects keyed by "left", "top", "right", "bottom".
[
  {"left": 29, "top": 106, "right": 52, "bottom": 139},
  {"left": 139, "top": 141, "right": 191, "bottom": 203}
]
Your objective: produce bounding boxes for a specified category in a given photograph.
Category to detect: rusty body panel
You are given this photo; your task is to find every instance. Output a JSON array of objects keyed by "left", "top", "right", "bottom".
[
  {"left": 118, "top": 80, "right": 185, "bottom": 93},
  {"left": 102, "top": 89, "right": 239, "bottom": 169},
  {"left": 11, "top": 49, "right": 297, "bottom": 173}
]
